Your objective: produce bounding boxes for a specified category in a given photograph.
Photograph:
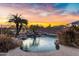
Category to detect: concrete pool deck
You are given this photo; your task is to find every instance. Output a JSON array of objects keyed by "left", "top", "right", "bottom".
[{"left": 5, "top": 45, "right": 79, "bottom": 56}]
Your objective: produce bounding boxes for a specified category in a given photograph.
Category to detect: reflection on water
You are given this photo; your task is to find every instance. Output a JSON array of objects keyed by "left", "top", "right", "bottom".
[{"left": 20, "top": 36, "right": 58, "bottom": 52}]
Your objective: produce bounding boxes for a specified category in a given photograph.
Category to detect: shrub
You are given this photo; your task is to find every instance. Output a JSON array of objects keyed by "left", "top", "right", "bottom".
[
  {"left": 58, "top": 28, "right": 79, "bottom": 48},
  {"left": 0, "top": 34, "right": 21, "bottom": 52}
]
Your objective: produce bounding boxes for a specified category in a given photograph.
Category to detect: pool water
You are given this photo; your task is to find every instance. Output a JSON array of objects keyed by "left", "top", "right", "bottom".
[{"left": 20, "top": 36, "right": 58, "bottom": 52}]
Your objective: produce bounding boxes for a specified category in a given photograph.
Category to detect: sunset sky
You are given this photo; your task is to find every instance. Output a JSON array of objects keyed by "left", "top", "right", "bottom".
[{"left": 0, "top": 3, "right": 79, "bottom": 27}]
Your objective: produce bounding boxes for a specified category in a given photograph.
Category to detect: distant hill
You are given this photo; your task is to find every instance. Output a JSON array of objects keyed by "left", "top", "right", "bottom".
[{"left": 70, "top": 21, "right": 79, "bottom": 25}]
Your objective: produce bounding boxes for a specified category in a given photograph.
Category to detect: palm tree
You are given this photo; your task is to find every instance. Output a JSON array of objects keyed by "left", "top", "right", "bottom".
[{"left": 8, "top": 14, "right": 28, "bottom": 37}]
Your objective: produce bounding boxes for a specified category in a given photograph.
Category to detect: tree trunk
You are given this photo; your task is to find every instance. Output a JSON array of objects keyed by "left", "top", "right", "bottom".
[
  {"left": 18, "top": 23, "right": 23, "bottom": 34},
  {"left": 15, "top": 23, "right": 19, "bottom": 37}
]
